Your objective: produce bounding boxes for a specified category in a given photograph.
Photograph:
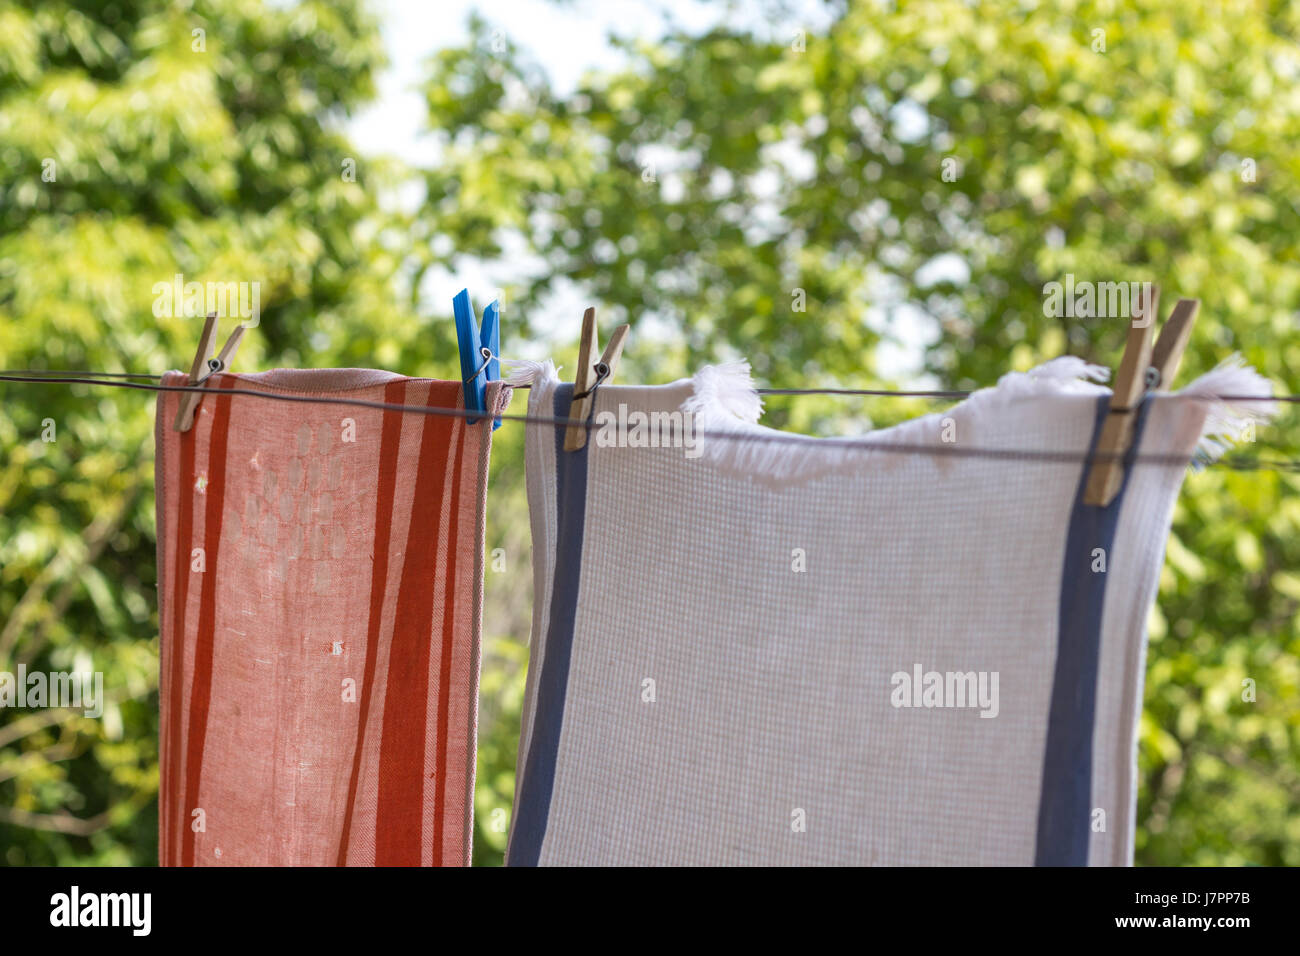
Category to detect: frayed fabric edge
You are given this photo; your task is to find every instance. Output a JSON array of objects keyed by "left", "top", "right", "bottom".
[
  {"left": 1176, "top": 355, "right": 1278, "bottom": 467},
  {"left": 682, "top": 354, "right": 1276, "bottom": 484},
  {"left": 681, "top": 357, "right": 1115, "bottom": 484},
  {"left": 502, "top": 358, "right": 559, "bottom": 389},
  {"left": 516, "top": 352, "right": 1276, "bottom": 481}
]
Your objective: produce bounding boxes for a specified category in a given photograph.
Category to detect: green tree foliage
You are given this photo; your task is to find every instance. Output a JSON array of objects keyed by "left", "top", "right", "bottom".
[
  {"left": 1, "top": 0, "right": 1296, "bottom": 867},
  {"left": 0, "top": 0, "right": 404, "bottom": 864}
]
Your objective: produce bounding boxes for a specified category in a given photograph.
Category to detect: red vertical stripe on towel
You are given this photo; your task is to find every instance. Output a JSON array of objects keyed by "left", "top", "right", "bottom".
[
  {"left": 163, "top": 414, "right": 198, "bottom": 867},
  {"left": 180, "top": 378, "right": 236, "bottom": 867},
  {"left": 432, "top": 421, "right": 467, "bottom": 864},
  {"left": 336, "top": 380, "right": 407, "bottom": 865},
  {"left": 374, "top": 384, "right": 456, "bottom": 865}
]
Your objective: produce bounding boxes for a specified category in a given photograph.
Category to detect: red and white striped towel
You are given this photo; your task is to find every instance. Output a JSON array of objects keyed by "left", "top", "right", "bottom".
[{"left": 155, "top": 368, "right": 509, "bottom": 866}]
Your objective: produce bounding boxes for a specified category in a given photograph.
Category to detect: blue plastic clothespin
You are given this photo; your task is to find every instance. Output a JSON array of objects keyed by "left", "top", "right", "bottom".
[{"left": 453, "top": 288, "right": 502, "bottom": 429}]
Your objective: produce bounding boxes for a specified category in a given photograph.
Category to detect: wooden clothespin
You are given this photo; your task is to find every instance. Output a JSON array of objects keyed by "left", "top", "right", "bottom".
[
  {"left": 173, "top": 313, "right": 246, "bottom": 432},
  {"left": 453, "top": 288, "right": 502, "bottom": 429},
  {"left": 564, "top": 307, "right": 630, "bottom": 452},
  {"left": 1083, "top": 288, "right": 1200, "bottom": 506}
]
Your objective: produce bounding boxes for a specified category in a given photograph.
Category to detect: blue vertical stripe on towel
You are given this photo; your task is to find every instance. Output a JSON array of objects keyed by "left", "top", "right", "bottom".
[
  {"left": 508, "top": 385, "right": 589, "bottom": 866},
  {"left": 1034, "top": 396, "right": 1152, "bottom": 866}
]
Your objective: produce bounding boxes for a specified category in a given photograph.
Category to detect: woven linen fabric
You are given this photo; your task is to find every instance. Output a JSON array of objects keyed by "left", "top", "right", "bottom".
[
  {"left": 155, "top": 367, "right": 510, "bottom": 866},
  {"left": 507, "top": 357, "right": 1272, "bottom": 866}
]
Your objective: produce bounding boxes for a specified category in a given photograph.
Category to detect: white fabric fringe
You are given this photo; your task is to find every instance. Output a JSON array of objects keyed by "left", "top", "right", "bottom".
[
  {"left": 683, "top": 353, "right": 1275, "bottom": 482},
  {"left": 1177, "top": 355, "right": 1277, "bottom": 465},
  {"left": 501, "top": 358, "right": 558, "bottom": 388}
]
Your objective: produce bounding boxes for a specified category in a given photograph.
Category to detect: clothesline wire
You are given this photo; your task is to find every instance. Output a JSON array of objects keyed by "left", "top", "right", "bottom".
[
  {"left": 4, "top": 368, "right": 1300, "bottom": 402},
  {"left": 1, "top": 371, "right": 1297, "bottom": 472},
  {"left": 1, "top": 370, "right": 166, "bottom": 381}
]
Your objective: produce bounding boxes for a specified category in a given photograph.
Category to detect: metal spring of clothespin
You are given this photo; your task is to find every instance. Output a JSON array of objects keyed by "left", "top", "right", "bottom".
[{"left": 464, "top": 346, "right": 496, "bottom": 384}]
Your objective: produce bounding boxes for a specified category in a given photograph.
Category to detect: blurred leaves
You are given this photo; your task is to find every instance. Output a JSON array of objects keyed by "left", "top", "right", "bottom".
[{"left": 0, "top": 0, "right": 406, "bottom": 864}]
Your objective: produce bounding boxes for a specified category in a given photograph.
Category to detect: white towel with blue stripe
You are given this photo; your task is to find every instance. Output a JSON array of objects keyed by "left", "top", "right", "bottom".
[{"left": 507, "top": 357, "right": 1272, "bottom": 866}]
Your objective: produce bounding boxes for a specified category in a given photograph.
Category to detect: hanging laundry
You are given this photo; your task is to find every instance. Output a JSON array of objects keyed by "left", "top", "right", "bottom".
[
  {"left": 155, "top": 368, "right": 510, "bottom": 866},
  {"left": 508, "top": 356, "right": 1273, "bottom": 866}
]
